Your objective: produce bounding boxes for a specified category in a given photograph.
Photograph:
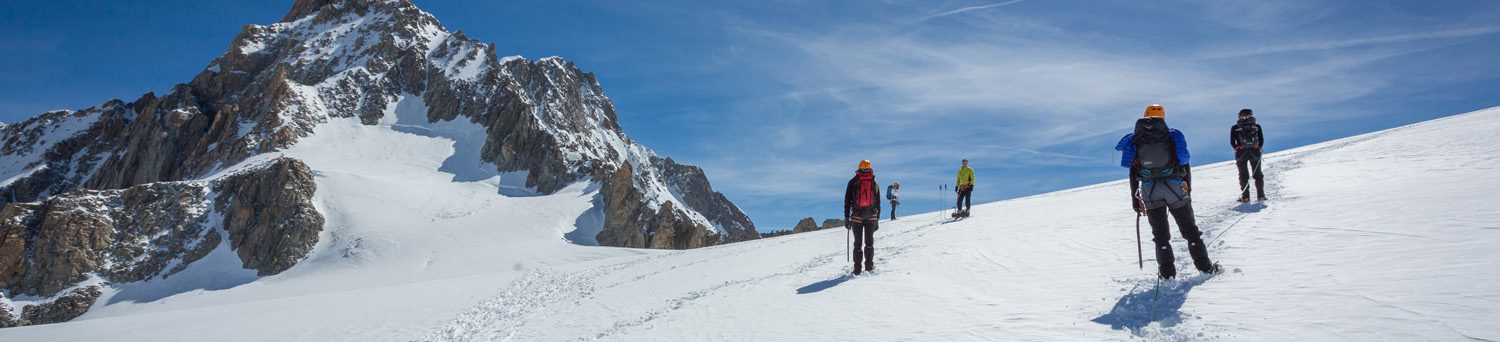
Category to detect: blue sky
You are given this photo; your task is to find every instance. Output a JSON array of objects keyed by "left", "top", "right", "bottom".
[{"left": 4, "top": 1, "right": 1499, "bottom": 231}]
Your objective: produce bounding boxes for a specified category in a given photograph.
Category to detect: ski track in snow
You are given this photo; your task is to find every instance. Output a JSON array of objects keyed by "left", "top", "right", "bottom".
[
  {"left": 418, "top": 108, "right": 1500, "bottom": 342},
  {"left": 425, "top": 218, "right": 956, "bottom": 341}
]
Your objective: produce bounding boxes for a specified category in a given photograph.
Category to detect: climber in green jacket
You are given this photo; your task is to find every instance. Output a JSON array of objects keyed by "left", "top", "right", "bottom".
[{"left": 955, "top": 159, "right": 974, "bottom": 214}]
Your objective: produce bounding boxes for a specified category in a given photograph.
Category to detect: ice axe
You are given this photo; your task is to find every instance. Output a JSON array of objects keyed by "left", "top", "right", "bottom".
[
  {"left": 1136, "top": 211, "right": 1144, "bottom": 270},
  {"left": 1134, "top": 190, "right": 1146, "bottom": 270}
]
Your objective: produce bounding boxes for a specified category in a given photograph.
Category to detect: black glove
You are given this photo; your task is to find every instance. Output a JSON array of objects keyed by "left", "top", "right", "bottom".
[
  {"left": 844, "top": 219, "right": 852, "bottom": 230},
  {"left": 1132, "top": 196, "right": 1144, "bottom": 214}
]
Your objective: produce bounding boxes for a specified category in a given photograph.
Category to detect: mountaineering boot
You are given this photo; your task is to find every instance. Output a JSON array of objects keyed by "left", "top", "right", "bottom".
[
  {"left": 1186, "top": 240, "right": 1214, "bottom": 273},
  {"left": 1156, "top": 244, "right": 1176, "bottom": 279},
  {"left": 865, "top": 261, "right": 875, "bottom": 272},
  {"left": 1257, "top": 195, "right": 1268, "bottom": 202},
  {"left": 1237, "top": 196, "right": 1250, "bottom": 203},
  {"left": 1201, "top": 262, "right": 1223, "bottom": 275},
  {"left": 1159, "top": 266, "right": 1176, "bottom": 280},
  {"left": 853, "top": 263, "right": 862, "bottom": 276}
]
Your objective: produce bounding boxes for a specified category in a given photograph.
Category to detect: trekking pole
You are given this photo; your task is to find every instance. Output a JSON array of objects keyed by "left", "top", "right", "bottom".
[
  {"left": 846, "top": 227, "right": 851, "bottom": 263},
  {"left": 942, "top": 184, "right": 949, "bottom": 217}
]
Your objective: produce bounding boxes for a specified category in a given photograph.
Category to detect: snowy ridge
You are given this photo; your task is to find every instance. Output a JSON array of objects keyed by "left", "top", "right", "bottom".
[
  {"left": 209, "top": 0, "right": 727, "bottom": 234},
  {"left": 0, "top": 109, "right": 103, "bottom": 183}
]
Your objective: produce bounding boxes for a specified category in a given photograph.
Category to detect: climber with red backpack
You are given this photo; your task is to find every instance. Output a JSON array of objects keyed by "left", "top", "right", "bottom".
[
  {"left": 1115, "top": 104, "right": 1220, "bottom": 279},
  {"left": 844, "top": 160, "right": 882, "bottom": 275}
]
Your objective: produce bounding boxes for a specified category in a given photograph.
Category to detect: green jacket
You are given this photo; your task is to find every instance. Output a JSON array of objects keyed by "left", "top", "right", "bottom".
[{"left": 956, "top": 166, "right": 974, "bottom": 188}]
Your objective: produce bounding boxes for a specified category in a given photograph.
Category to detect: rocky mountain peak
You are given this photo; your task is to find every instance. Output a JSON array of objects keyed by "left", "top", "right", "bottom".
[
  {"left": 0, "top": 0, "right": 758, "bottom": 327},
  {"left": 280, "top": 0, "right": 416, "bottom": 24},
  {"left": 281, "top": 0, "right": 339, "bottom": 22}
]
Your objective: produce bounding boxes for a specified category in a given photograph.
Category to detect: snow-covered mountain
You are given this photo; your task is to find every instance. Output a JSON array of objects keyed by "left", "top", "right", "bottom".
[
  {"left": 0, "top": 0, "right": 756, "bottom": 327},
  {"left": 2, "top": 104, "right": 1496, "bottom": 339}
]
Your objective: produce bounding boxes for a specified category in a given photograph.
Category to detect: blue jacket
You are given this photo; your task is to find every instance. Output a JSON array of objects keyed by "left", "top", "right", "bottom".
[{"left": 1115, "top": 129, "right": 1190, "bottom": 168}]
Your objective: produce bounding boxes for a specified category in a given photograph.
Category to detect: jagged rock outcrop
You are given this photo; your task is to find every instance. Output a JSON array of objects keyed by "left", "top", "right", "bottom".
[
  {"left": 0, "top": 300, "right": 15, "bottom": 328},
  {"left": 0, "top": 183, "right": 212, "bottom": 297},
  {"left": 0, "top": 158, "right": 321, "bottom": 326},
  {"left": 792, "top": 217, "right": 820, "bottom": 233},
  {"left": 597, "top": 164, "right": 718, "bottom": 249},
  {"left": 760, "top": 217, "right": 848, "bottom": 239},
  {"left": 17, "top": 285, "right": 101, "bottom": 326},
  {"left": 216, "top": 158, "right": 323, "bottom": 275}
]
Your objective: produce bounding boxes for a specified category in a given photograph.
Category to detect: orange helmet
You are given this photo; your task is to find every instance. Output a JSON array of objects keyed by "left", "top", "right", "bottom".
[
  {"left": 1144, "top": 104, "right": 1165, "bottom": 118},
  {"left": 858, "top": 159, "right": 872, "bottom": 170}
]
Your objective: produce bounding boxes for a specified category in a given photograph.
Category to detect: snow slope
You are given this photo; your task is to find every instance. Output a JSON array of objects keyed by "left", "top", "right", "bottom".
[{"left": 4, "top": 107, "right": 1497, "bottom": 340}]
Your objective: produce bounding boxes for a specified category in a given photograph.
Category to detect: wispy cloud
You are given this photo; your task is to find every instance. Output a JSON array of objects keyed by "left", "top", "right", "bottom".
[
  {"left": 916, "top": 0, "right": 1025, "bottom": 22},
  {"left": 1199, "top": 26, "right": 1500, "bottom": 59},
  {"left": 583, "top": 0, "right": 1500, "bottom": 227}
]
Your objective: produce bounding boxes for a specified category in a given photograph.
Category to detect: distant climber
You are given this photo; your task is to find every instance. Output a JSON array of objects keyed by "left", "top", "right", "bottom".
[
  {"left": 844, "top": 160, "right": 882, "bottom": 275},
  {"left": 1116, "top": 104, "right": 1220, "bottom": 279},
  {"left": 886, "top": 182, "right": 901, "bottom": 220},
  {"left": 954, "top": 159, "right": 974, "bottom": 217},
  {"left": 1231, "top": 108, "right": 1266, "bottom": 202}
]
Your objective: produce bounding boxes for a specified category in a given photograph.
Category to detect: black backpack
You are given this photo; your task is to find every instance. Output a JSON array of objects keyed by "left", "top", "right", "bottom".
[
  {"left": 1133, "top": 118, "right": 1179, "bottom": 180},
  {"left": 1234, "top": 118, "right": 1261, "bottom": 149}
]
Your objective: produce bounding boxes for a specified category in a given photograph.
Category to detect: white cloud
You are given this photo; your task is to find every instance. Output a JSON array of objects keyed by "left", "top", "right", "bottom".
[
  {"left": 1198, "top": 26, "right": 1500, "bottom": 59},
  {"left": 916, "top": 0, "right": 1025, "bottom": 22},
  {"left": 605, "top": 0, "right": 1500, "bottom": 226}
]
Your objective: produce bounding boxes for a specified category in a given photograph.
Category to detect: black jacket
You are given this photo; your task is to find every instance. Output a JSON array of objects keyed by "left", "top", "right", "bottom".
[
  {"left": 1230, "top": 118, "right": 1264, "bottom": 160},
  {"left": 844, "top": 172, "right": 881, "bottom": 221}
]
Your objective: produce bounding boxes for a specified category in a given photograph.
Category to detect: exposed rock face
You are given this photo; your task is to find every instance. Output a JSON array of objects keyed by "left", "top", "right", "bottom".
[
  {"left": 0, "top": 158, "right": 321, "bottom": 326},
  {"left": 596, "top": 164, "right": 718, "bottom": 249},
  {"left": 0, "top": 300, "right": 14, "bottom": 328},
  {"left": 657, "top": 158, "right": 758, "bottom": 243},
  {"left": 17, "top": 285, "right": 102, "bottom": 326},
  {"left": 792, "top": 217, "right": 820, "bottom": 233},
  {"left": 0, "top": 183, "right": 213, "bottom": 297},
  {"left": 216, "top": 158, "right": 323, "bottom": 275},
  {"left": 760, "top": 217, "right": 847, "bottom": 239}
]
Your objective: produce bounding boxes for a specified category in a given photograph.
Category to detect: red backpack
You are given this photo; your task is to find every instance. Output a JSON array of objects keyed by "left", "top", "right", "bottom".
[{"left": 856, "top": 171, "right": 875, "bottom": 209}]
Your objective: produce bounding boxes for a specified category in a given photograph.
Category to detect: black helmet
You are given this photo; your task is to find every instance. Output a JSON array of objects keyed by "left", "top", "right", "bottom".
[{"left": 1238, "top": 108, "right": 1253, "bottom": 116}]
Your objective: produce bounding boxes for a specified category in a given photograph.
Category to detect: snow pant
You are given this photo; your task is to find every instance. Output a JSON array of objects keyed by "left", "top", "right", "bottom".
[
  {"left": 1236, "top": 156, "right": 1264, "bottom": 199},
  {"left": 956, "top": 186, "right": 972, "bottom": 211},
  {"left": 851, "top": 217, "right": 877, "bottom": 271},
  {"left": 1146, "top": 204, "right": 1213, "bottom": 278},
  {"left": 889, "top": 201, "right": 899, "bottom": 220}
]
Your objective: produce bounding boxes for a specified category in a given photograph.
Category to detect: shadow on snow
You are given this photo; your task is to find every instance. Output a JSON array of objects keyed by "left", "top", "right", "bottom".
[
  {"left": 796, "top": 275, "right": 854, "bottom": 295},
  {"left": 1090, "top": 273, "right": 1214, "bottom": 335},
  {"left": 1231, "top": 202, "right": 1267, "bottom": 213}
]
